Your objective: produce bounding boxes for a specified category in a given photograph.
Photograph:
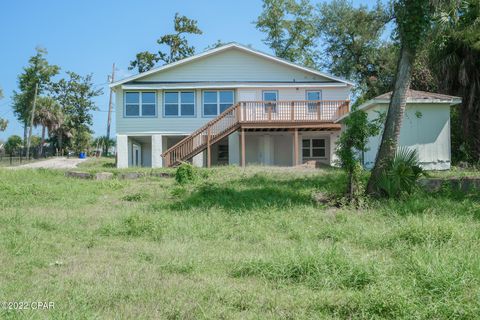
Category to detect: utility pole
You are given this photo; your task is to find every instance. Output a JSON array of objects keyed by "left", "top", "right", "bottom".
[
  {"left": 106, "top": 63, "right": 115, "bottom": 155},
  {"left": 26, "top": 82, "right": 38, "bottom": 160}
]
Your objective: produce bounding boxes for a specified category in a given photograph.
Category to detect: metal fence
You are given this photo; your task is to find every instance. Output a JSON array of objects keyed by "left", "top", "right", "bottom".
[{"left": 0, "top": 146, "right": 55, "bottom": 167}]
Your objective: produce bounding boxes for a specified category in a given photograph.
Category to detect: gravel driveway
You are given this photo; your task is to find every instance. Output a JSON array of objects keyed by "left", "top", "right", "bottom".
[{"left": 12, "top": 157, "right": 87, "bottom": 169}]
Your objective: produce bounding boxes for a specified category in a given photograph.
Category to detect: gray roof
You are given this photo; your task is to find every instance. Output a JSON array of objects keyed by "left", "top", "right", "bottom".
[{"left": 374, "top": 89, "right": 461, "bottom": 102}]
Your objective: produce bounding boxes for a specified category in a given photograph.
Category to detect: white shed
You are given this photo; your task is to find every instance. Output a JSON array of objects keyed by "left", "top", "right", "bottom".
[{"left": 338, "top": 90, "right": 461, "bottom": 170}]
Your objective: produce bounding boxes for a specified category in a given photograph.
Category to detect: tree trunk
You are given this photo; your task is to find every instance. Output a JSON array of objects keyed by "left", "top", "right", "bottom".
[
  {"left": 366, "top": 44, "right": 415, "bottom": 195},
  {"left": 23, "top": 123, "right": 28, "bottom": 151},
  {"left": 347, "top": 171, "right": 354, "bottom": 200},
  {"left": 38, "top": 125, "right": 46, "bottom": 157},
  {"left": 58, "top": 132, "right": 63, "bottom": 156}
]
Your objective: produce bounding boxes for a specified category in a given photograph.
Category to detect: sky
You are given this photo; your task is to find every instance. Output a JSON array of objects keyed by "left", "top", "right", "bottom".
[{"left": 0, "top": 0, "right": 374, "bottom": 141}]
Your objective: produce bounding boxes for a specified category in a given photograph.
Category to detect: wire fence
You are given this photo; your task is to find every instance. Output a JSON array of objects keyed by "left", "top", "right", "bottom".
[{"left": 0, "top": 146, "right": 56, "bottom": 167}]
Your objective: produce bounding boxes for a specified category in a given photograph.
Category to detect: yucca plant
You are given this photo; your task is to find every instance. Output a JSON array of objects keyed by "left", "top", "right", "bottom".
[{"left": 377, "top": 147, "right": 425, "bottom": 198}]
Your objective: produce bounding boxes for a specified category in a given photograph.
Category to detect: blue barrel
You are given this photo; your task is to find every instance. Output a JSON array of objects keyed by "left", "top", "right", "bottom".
[{"left": 79, "top": 152, "right": 86, "bottom": 159}]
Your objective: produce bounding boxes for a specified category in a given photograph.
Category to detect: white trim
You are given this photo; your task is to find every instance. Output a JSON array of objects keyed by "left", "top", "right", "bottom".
[
  {"left": 110, "top": 43, "right": 354, "bottom": 88},
  {"left": 121, "top": 82, "right": 348, "bottom": 90}
]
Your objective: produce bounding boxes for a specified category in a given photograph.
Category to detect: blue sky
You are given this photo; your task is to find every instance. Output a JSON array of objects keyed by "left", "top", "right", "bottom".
[{"left": 0, "top": 0, "right": 374, "bottom": 141}]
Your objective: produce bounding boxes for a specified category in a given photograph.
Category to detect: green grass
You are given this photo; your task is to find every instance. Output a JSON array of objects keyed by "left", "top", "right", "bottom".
[{"left": 0, "top": 165, "right": 479, "bottom": 319}]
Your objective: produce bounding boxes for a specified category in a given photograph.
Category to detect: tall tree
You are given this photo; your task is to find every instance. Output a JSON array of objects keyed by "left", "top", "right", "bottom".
[
  {"left": 430, "top": 0, "right": 480, "bottom": 162},
  {"left": 50, "top": 71, "right": 102, "bottom": 154},
  {"left": 317, "top": 0, "right": 393, "bottom": 99},
  {"left": 129, "top": 13, "right": 202, "bottom": 73},
  {"left": 256, "top": 0, "right": 319, "bottom": 68},
  {"left": 33, "top": 96, "right": 61, "bottom": 156},
  {"left": 12, "top": 47, "right": 59, "bottom": 145},
  {"left": 129, "top": 51, "right": 160, "bottom": 74},
  {"left": 366, "top": 0, "right": 455, "bottom": 195}
]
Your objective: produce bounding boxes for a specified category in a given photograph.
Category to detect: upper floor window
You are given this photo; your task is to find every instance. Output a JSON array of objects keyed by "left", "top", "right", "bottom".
[
  {"left": 125, "top": 92, "right": 157, "bottom": 117},
  {"left": 306, "top": 90, "right": 322, "bottom": 112},
  {"left": 164, "top": 91, "right": 195, "bottom": 117},
  {"left": 263, "top": 90, "right": 278, "bottom": 113},
  {"left": 203, "top": 90, "right": 234, "bottom": 116}
]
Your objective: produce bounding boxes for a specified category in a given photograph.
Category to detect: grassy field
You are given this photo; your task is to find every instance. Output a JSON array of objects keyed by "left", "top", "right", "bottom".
[{"left": 0, "top": 160, "right": 479, "bottom": 319}]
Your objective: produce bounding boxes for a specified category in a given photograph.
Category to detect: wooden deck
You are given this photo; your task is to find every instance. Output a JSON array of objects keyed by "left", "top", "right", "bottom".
[{"left": 162, "top": 100, "right": 349, "bottom": 167}]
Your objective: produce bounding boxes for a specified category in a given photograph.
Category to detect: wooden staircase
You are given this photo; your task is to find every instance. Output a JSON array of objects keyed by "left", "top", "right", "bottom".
[{"left": 161, "top": 100, "right": 349, "bottom": 167}]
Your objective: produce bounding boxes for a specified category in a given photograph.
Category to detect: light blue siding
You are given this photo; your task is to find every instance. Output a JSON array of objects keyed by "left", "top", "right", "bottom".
[{"left": 140, "top": 48, "right": 330, "bottom": 82}]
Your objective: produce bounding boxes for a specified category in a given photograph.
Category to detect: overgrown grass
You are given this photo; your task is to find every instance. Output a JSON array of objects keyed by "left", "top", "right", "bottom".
[{"left": 0, "top": 165, "right": 479, "bottom": 319}]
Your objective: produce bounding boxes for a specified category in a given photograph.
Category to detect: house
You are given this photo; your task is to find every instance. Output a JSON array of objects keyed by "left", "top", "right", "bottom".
[
  {"left": 110, "top": 43, "right": 459, "bottom": 170},
  {"left": 338, "top": 90, "right": 461, "bottom": 170},
  {"left": 110, "top": 43, "right": 353, "bottom": 168}
]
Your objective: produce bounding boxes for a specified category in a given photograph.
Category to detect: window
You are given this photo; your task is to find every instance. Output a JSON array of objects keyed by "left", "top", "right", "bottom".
[
  {"left": 302, "top": 138, "right": 326, "bottom": 158},
  {"left": 202, "top": 90, "right": 234, "bottom": 116},
  {"left": 306, "top": 90, "right": 322, "bottom": 113},
  {"left": 263, "top": 90, "right": 278, "bottom": 113},
  {"left": 125, "top": 92, "right": 157, "bottom": 117},
  {"left": 164, "top": 91, "right": 195, "bottom": 117}
]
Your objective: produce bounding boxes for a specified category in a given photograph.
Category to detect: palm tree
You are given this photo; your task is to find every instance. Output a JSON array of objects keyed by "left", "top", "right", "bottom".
[
  {"left": 430, "top": 0, "right": 480, "bottom": 162},
  {"left": 94, "top": 135, "right": 115, "bottom": 155},
  {"left": 50, "top": 111, "right": 72, "bottom": 156},
  {"left": 33, "top": 96, "right": 60, "bottom": 156}
]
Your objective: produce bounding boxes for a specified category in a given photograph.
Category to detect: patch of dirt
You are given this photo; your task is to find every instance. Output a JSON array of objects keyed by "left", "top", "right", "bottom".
[{"left": 11, "top": 157, "right": 87, "bottom": 169}]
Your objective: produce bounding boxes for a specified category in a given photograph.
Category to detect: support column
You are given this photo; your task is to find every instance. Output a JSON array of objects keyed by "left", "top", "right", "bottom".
[
  {"left": 228, "top": 131, "right": 240, "bottom": 165},
  {"left": 329, "top": 131, "right": 340, "bottom": 167},
  {"left": 192, "top": 151, "right": 204, "bottom": 167},
  {"left": 241, "top": 128, "right": 245, "bottom": 167},
  {"left": 293, "top": 129, "right": 299, "bottom": 166},
  {"left": 151, "top": 134, "right": 163, "bottom": 168},
  {"left": 117, "top": 135, "right": 128, "bottom": 168}
]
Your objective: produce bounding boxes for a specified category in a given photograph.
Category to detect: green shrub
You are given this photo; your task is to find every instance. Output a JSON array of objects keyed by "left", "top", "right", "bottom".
[
  {"left": 122, "top": 192, "right": 147, "bottom": 202},
  {"left": 377, "top": 147, "right": 425, "bottom": 198},
  {"left": 175, "top": 162, "right": 197, "bottom": 185}
]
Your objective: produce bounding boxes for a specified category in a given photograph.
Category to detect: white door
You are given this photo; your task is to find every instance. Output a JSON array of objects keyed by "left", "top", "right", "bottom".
[{"left": 132, "top": 144, "right": 141, "bottom": 167}]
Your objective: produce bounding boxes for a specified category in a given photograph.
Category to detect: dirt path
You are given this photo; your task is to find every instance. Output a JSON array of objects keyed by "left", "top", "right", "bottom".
[{"left": 12, "top": 157, "right": 87, "bottom": 169}]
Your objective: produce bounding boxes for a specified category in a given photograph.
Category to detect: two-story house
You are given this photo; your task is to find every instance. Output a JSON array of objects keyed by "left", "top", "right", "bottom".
[
  {"left": 111, "top": 43, "right": 353, "bottom": 168},
  {"left": 111, "top": 42, "right": 460, "bottom": 170}
]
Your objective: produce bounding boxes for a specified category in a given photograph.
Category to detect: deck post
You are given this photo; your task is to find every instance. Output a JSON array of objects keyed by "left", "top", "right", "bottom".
[
  {"left": 207, "top": 127, "right": 211, "bottom": 168},
  {"left": 241, "top": 128, "right": 246, "bottom": 167},
  {"left": 290, "top": 101, "right": 295, "bottom": 120},
  {"left": 293, "top": 128, "right": 299, "bottom": 166}
]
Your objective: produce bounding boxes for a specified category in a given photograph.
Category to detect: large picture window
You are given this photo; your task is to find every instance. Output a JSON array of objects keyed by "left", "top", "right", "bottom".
[
  {"left": 125, "top": 92, "right": 157, "bottom": 117},
  {"left": 164, "top": 91, "right": 195, "bottom": 117},
  {"left": 203, "top": 90, "right": 234, "bottom": 116},
  {"left": 302, "top": 138, "right": 326, "bottom": 158}
]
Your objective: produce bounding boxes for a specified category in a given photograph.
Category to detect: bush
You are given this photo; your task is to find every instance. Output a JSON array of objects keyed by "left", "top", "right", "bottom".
[
  {"left": 377, "top": 148, "right": 425, "bottom": 198},
  {"left": 175, "top": 162, "right": 197, "bottom": 185}
]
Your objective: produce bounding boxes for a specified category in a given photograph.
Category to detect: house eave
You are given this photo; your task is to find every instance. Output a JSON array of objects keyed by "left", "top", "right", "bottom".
[{"left": 120, "top": 81, "right": 349, "bottom": 90}]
